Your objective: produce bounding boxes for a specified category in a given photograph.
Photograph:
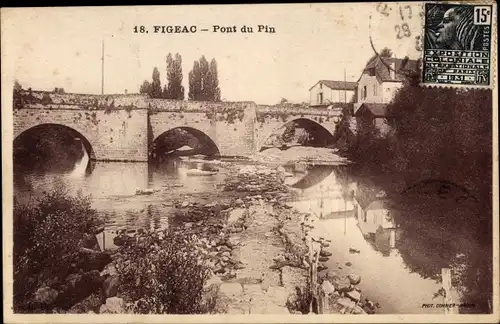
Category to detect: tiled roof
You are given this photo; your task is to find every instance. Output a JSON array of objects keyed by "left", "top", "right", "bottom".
[
  {"left": 362, "top": 57, "right": 418, "bottom": 82},
  {"left": 309, "top": 80, "right": 357, "bottom": 91},
  {"left": 354, "top": 103, "right": 389, "bottom": 117}
]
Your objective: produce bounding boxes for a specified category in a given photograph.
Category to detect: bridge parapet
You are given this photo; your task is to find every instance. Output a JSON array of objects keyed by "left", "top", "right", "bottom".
[
  {"left": 256, "top": 104, "right": 347, "bottom": 118},
  {"left": 14, "top": 90, "right": 258, "bottom": 115},
  {"left": 145, "top": 98, "right": 255, "bottom": 113},
  {"left": 13, "top": 90, "right": 148, "bottom": 110}
]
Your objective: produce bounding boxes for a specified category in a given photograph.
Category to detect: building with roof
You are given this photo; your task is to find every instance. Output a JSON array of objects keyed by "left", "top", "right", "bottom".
[
  {"left": 353, "top": 56, "right": 418, "bottom": 135},
  {"left": 309, "top": 80, "right": 357, "bottom": 108},
  {"left": 351, "top": 183, "right": 399, "bottom": 254}
]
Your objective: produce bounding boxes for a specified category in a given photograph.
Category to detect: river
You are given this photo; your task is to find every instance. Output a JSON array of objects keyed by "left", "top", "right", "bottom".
[{"left": 14, "top": 147, "right": 471, "bottom": 315}]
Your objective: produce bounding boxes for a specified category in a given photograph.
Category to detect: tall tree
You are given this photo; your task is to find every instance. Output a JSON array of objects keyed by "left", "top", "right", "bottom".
[
  {"left": 14, "top": 80, "right": 22, "bottom": 91},
  {"left": 165, "top": 53, "right": 185, "bottom": 100},
  {"left": 366, "top": 47, "right": 393, "bottom": 66},
  {"left": 140, "top": 80, "right": 151, "bottom": 94},
  {"left": 173, "top": 53, "right": 185, "bottom": 100},
  {"left": 198, "top": 56, "right": 210, "bottom": 101},
  {"left": 188, "top": 61, "right": 201, "bottom": 101},
  {"left": 188, "top": 56, "right": 221, "bottom": 102},
  {"left": 165, "top": 53, "right": 174, "bottom": 99},
  {"left": 207, "top": 58, "right": 221, "bottom": 102},
  {"left": 149, "top": 67, "right": 163, "bottom": 98}
]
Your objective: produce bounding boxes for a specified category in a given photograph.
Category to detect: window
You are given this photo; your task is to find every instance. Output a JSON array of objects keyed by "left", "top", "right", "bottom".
[
  {"left": 318, "top": 92, "right": 323, "bottom": 104},
  {"left": 373, "top": 84, "right": 378, "bottom": 96},
  {"left": 339, "top": 91, "right": 345, "bottom": 102},
  {"left": 363, "top": 86, "right": 367, "bottom": 100}
]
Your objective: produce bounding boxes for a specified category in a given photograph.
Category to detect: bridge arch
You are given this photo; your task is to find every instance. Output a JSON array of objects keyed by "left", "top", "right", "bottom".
[
  {"left": 149, "top": 126, "right": 221, "bottom": 160},
  {"left": 14, "top": 123, "right": 96, "bottom": 160},
  {"left": 256, "top": 117, "right": 337, "bottom": 152}
]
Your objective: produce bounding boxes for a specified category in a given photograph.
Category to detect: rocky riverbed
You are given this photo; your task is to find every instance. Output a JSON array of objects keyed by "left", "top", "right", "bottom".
[{"left": 32, "top": 163, "right": 377, "bottom": 315}]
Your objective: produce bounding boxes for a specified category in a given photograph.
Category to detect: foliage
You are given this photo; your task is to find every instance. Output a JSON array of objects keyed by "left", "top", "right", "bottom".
[
  {"left": 188, "top": 56, "right": 221, "bottom": 102},
  {"left": 14, "top": 125, "right": 86, "bottom": 172},
  {"left": 114, "top": 230, "right": 213, "bottom": 314},
  {"left": 164, "top": 53, "right": 185, "bottom": 100},
  {"left": 139, "top": 80, "right": 151, "bottom": 94},
  {"left": 13, "top": 188, "right": 99, "bottom": 312},
  {"left": 208, "top": 58, "right": 221, "bottom": 102},
  {"left": 366, "top": 46, "right": 393, "bottom": 66},
  {"left": 14, "top": 79, "right": 23, "bottom": 91},
  {"left": 281, "top": 122, "right": 296, "bottom": 143},
  {"left": 188, "top": 61, "right": 201, "bottom": 101},
  {"left": 346, "top": 70, "right": 493, "bottom": 313},
  {"left": 149, "top": 67, "right": 163, "bottom": 99},
  {"left": 139, "top": 67, "right": 164, "bottom": 99},
  {"left": 41, "top": 93, "right": 53, "bottom": 105}
]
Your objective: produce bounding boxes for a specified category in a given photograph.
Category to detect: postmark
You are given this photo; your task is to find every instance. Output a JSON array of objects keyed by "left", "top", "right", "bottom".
[{"left": 422, "top": 3, "right": 494, "bottom": 87}]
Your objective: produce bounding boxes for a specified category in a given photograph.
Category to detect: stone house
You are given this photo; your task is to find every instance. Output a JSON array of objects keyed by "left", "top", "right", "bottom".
[
  {"left": 353, "top": 57, "right": 418, "bottom": 135},
  {"left": 352, "top": 185, "right": 398, "bottom": 253},
  {"left": 309, "top": 80, "right": 357, "bottom": 108}
]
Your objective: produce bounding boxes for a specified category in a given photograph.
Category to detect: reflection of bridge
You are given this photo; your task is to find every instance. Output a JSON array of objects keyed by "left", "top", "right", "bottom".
[{"left": 13, "top": 90, "right": 347, "bottom": 162}]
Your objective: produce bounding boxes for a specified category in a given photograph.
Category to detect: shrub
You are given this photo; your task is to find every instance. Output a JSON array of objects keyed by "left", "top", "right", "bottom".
[
  {"left": 13, "top": 187, "right": 99, "bottom": 312},
  {"left": 114, "top": 230, "right": 213, "bottom": 314}
]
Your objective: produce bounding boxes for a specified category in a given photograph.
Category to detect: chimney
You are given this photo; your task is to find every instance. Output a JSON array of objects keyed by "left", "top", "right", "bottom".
[
  {"left": 390, "top": 62, "right": 396, "bottom": 79},
  {"left": 124, "top": 89, "right": 128, "bottom": 95}
]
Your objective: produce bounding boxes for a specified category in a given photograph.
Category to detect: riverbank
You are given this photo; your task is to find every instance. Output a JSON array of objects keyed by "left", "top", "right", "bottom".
[{"left": 25, "top": 162, "right": 377, "bottom": 315}]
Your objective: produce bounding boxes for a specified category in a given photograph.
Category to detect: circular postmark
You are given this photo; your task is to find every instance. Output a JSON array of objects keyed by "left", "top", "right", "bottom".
[
  {"left": 366, "top": 3, "right": 425, "bottom": 81},
  {"left": 368, "top": 3, "right": 425, "bottom": 59}
]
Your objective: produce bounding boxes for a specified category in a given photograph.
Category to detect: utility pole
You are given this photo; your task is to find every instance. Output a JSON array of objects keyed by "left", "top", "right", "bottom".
[
  {"left": 344, "top": 67, "right": 347, "bottom": 236},
  {"left": 101, "top": 40, "right": 105, "bottom": 95},
  {"left": 344, "top": 68, "right": 347, "bottom": 107}
]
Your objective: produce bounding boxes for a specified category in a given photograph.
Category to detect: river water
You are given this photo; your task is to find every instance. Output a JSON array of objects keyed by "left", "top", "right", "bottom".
[{"left": 13, "top": 148, "right": 467, "bottom": 315}]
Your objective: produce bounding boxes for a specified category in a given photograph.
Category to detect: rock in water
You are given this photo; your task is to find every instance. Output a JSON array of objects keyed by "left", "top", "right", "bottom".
[
  {"left": 346, "top": 290, "right": 361, "bottom": 302},
  {"left": 320, "top": 250, "right": 332, "bottom": 257},
  {"left": 347, "top": 274, "right": 361, "bottom": 285},
  {"left": 320, "top": 280, "right": 335, "bottom": 295},
  {"left": 317, "top": 264, "right": 328, "bottom": 272},
  {"left": 330, "top": 276, "right": 351, "bottom": 293},
  {"left": 99, "top": 297, "right": 126, "bottom": 314}
]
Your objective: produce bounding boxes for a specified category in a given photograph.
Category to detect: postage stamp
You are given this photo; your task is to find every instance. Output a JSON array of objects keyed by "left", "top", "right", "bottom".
[
  {"left": 422, "top": 3, "right": 494, "bottom": 87},
  {"left": 1, "top": 2, "right": 498, "bottom": 324}
]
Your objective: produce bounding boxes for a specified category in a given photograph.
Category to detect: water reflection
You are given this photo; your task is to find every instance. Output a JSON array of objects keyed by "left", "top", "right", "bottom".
[
  {"left": 14, "top": 156, "right": 476, "bottom": 314},
  {"left": 287, "top": 165, "right": 461, "bottom": 314}
]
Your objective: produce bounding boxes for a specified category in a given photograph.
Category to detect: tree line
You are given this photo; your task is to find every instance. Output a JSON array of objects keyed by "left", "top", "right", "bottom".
[
  {"left": 140, "top": 53, "right": 221, "bottom": 102},
  {"left": 335, "top": 48, "right": 492, "bottom": 314}
]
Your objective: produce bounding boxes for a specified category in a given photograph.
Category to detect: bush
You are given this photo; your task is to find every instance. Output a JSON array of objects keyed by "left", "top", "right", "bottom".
[
  {"left": 114, "top": 230, "right": 213, "bottom": 314},
  {"left": 346, "top": 76, "right": 493, "bottom": 313},
  {"left": 13, "top": 187, "right": 99, "bottom": 312}
]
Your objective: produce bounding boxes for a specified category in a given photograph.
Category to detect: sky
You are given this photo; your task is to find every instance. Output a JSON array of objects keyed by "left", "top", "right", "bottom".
[{"left": 2, "top": 3, "right": 423, "bottom": 105}]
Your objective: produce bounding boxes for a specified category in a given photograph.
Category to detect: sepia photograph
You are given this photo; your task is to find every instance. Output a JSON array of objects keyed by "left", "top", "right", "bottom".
[{"left": 1, "top": 2, "right": 498, "bottom": 323}]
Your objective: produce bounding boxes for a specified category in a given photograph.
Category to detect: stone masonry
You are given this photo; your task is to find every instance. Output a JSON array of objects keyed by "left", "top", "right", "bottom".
[{"left": 13, "top": 91, "right": 345, "bottom": 162}]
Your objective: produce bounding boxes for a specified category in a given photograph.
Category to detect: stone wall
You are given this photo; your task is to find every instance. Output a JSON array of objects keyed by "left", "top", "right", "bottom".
[
  {"left": 14, "top": 108, "right": 149, "bottom": 162},
  {"left": 254, "top": 105, "right": 342, "bottom": 152},
  {"left": 13, "top": 90, "right": 342, "bottom": 161}
]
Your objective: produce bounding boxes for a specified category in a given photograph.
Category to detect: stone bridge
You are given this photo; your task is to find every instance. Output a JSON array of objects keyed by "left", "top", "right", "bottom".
[{"left": 13, "top": 90, "right": 347, "bottom": 162}]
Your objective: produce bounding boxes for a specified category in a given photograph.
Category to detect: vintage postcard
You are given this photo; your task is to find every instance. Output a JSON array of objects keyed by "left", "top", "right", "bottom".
[{"left": 1, "top": 2, "right": 498, "bottom": 324}]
